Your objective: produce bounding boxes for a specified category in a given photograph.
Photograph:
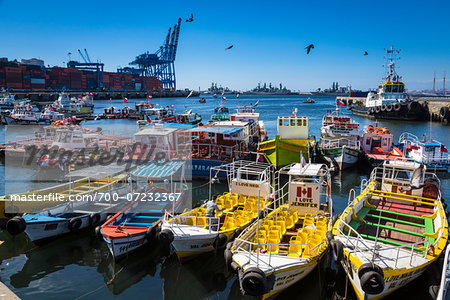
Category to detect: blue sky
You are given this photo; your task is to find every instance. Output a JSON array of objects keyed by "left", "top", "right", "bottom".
[{"left": 1, "top": 0, "right": 449, "bottom": 91}]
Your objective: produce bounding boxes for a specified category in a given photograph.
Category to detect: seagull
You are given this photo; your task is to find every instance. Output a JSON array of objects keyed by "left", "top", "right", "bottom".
[
  {"left": 225, "top": 45, "right": 233, "bottom": 50},
  {"left": 305, "top": 44, "right": 314, "bottom": 54},
  {"left": 364, "top": 51, "right": 368, "bottom": 56},
  {"left": 186, "top": 13, "right": 194, "bottom": 22}
]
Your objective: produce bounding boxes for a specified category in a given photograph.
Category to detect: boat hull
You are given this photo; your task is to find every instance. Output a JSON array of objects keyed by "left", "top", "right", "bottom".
[
  {"left": 24, "top": 213, "right": 108, "bottom": 245},
  {"left": 259, "top": 135, "right": 315, "bottom": 168},
  {"left": 189, "top": 159, "right": 228, "bottom": 178},
  {"left": 351, "top": 103, "right": 427, "bottom": 121},
  {"left": 318, "top": 145, "right": 360, "bottom": 170},
  {"left": 103, "top": 231, "right": 149, "bottom": 261}
]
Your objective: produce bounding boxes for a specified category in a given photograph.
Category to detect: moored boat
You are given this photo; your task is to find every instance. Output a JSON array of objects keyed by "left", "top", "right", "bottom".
[
  {"left": 361, "top": 123, "right": 403, "bottom": 167},
  {"left": 4, "top": 167, "right": 128, "bottom": 245},
  {"left": 332, "top": 159, "right": 448, "bottom": 299},
  {"left": 228, "top": 162, "right": 333, "bottom": 298},
  {"left": 259, "top": 109, "right": 315, "bottom": 168},
  {"left": 303, "top": 97, "right": 315, "bottom": 103},
  {"left": 350, "top": 46, "right": 428, "bottom": 121},
  {"left": 398, "top": 132, "right": 450, "bottom": 172},
  {"left": 317, "top": 109, "right": 361, "bottom": 170},
  {"left": 161, "top": 160, "right": 274, "bottom": 261},
  {"left": 99, "top": 160, "right": 188, "bottom": 261},
  {"left": 176, "top": 109, "right": 202, "bottom": 124}
]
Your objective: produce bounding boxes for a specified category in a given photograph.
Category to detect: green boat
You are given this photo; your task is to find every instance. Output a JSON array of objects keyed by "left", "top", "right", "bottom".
[{"left": 259, "top": 113, "right": 315, "bottom": 167}]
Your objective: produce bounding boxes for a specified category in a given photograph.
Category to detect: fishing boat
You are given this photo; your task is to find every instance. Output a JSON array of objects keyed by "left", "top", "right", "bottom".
[
  {"left": 398, "top": 132, "right": 450, "bottom": 172},
  {"left": 144, "top": 105, "right": 177, "bottom": 122},
  {"left": 99, "top": 160, "right": 188, "bottom": 261},
  {"left": 303, "top": 97, "right": 315, "bottom": 104},
  {"left": 228, "top": 162, "right": 333, "bottom": 298},
  {"left": 4, "top": 166, "right": 128, "bottom": 245},
  {"left": 161, "top": 160, "right": 274, "bottom": 261},
  {"left": 38, "top": 106, "right": 66, "bottom": 124},
  {"left": 52, "top": 92, "right": 94, "bottom": 117},
  {"left": 229, "top": 105, "right": 267, "bottom": 142},
  {"left": 4, "top": 104, "right": 39, "bottom": 125},
  {"left": 0, "top": 92, "right": 16, "bottom": 110},
  {"left": 361, "top": 123, "right": 404, "bottom": 167},
  {"left": 332, "top": 159, "right": 448, "bottom": 299},
  {"left": 0, "top": 169, "right": 128, "bottom": 223},
  {"left": 259, "top": 109, "right": 315, "bottom": 168},
  {"left": 176, "top": 109, "right": 202, "bottom": 124},
  {"left": 188, "top": 124, "right": 252, "bottom": 177},
  {"left": 211, "top": 103, "right": 230, "bottom": 121},
  {"left": 350, "top": 46, "right": 428, "bottom": 121},
  {"left": 103, "top": 106, "right": 121, "bottom": 119},
  {"left": 317, "top": 109, "right": 361, "bottom": 170},
  {"left": 429, "top": 244, "right": 450, "bottom": 300}
]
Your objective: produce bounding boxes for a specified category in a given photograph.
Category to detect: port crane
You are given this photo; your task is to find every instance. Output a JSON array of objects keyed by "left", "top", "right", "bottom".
[
  {"left": 127, "top": 18, "right": 182, "bottom": 90},
  {"left": 67, "top": 48, "right": 104, "bottom": 88}
]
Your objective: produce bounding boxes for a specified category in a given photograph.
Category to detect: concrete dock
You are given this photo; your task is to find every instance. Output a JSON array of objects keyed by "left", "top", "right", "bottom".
[
  {"left": 337, "top": 96, "right": 450, "bottom": 123},
  {"left": 0, "top": 281, "right": 20, "bottom": 299}
]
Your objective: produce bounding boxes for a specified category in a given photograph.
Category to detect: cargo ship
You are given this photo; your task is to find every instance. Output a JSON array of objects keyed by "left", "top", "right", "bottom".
[{"left": 350, "top": 47, "right": 428, "bottom": 121}]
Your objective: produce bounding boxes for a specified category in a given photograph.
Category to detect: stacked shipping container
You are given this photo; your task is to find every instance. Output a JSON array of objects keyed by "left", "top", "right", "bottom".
[{"left": 0, "top": 63, "right": 163, "bottom": 92}]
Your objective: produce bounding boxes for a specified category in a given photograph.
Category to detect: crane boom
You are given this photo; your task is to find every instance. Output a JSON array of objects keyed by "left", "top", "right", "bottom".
[
  {"left": 78, "top": 49, "right": 88, "bottom": 63},
  {"left": 84, "top": 49, "right": 92, "bottom": 63}
]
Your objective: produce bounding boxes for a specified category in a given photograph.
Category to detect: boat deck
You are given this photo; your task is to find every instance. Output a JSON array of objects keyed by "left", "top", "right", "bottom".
[{"left": 348, "top": 194, "right": 435, "bottom": 250}]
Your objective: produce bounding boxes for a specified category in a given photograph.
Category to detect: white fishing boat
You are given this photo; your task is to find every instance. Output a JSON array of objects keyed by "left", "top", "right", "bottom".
[
  {"left": 4, "top": 166, "right": 128, "bottom": 245},
  {"left": 228, "top": 162, "right": 333, "bottom": 298},
  {"left": 399, "top": 132, "right": 450, "bottom": 172},
  {"left": 332, "top": 159, "right": 448, "bottom": 299},
  {"left": 4, "top": 104, "right": 39, "bottom": 125},
  {"left": 161, "top": 160, "right": 274, "bottom": 262},
  {"left": 317, "top": 109, "right": 361, "bottom": 170},
  {"left": 38, "top": 106, "right": 66, "bottom": 124}
]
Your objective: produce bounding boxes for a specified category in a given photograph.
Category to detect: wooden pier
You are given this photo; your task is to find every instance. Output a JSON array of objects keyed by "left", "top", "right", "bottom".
[{"left": 0, "top": 281, "right": 20, "bottom": 299}]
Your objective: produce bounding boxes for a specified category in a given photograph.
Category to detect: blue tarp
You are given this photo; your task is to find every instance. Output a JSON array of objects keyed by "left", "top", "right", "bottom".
[
  {"left": 189, "top": 126, "right": 242, "bottom": 135},
  {"left": 131, "top": 160, "right": 185, "bottom": 178}
]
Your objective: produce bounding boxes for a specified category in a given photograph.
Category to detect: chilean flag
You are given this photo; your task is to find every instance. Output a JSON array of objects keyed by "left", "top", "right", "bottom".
[
  {"left": 222, "top": 97, "right": 226, "bottom": 101},
  {"left": 147, "top": 95, "right": 152, "bottom": 100},
  {"left": 147, "top": 116, "right": 151, "bottom": 123},
  {"left": 123, "top": 97, "right": 128, "bottom": 103},
  {"left": 336, "top": 99, "right": 345, "bottom": 106}
]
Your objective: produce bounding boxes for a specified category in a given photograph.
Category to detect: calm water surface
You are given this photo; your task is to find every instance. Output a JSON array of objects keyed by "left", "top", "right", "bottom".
[{"left": 0, "top": 95, "right": 448, "bottom": 299}]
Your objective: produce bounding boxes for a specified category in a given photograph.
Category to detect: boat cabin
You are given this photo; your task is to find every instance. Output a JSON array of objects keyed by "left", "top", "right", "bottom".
[
  {"left": 52, "top": 128, "right": 99, "bottom": 149},
  {"left": 361, "top": 126, "right": 393, "bottom": 153},
  {"left": 277, "top": 116, "right": 309, "bottom": 139},
  {"left": 211, "top": 106, "right": 230, "bottom": 121},
  {"left": 399, "top": 133, "right": 449, "bottom": 167},
  {"left": 322, "top": 114, "right": 359, "bottom": 136}
]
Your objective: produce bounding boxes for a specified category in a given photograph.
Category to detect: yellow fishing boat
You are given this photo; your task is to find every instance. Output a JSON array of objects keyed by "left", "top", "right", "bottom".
[
  {"left": 228, "top": 162, "right": 333, "bottom": 298},
  {"left": 332, "top": 159, "right": 448, "bottom": 299}
]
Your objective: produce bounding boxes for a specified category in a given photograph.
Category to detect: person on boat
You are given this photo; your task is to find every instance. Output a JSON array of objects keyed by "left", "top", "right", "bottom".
[{"left": 203, "top": 196, "right": 225, "bottom": 230}]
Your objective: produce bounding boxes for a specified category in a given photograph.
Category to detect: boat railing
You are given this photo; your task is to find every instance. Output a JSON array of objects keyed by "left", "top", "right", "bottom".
[
  {"left": 360, "top": 178, "right": 368, "bottom": 191},
  {"left": 192, "top": 141, "right": 247, "bottom": 160},
  {"left": 347, "top": 188, "right": 356, "bottom": 205},
  {"left": 421, "top": 152, "right": 450, "bottom": 164},
  {"left": 398, "top": 132, "right": 418, "bottom": 144},
  {"left": 164, "top": 211, "right": 220, "bottom": 235},
  {"left": 319, "top": 136, "right": 359, "bottom": 149},
  {"left": 233, "top": 236, "right": 326, "bottom": 270},
  {"left": 336, "top": 218, "right": 430, "bottom": 268}
]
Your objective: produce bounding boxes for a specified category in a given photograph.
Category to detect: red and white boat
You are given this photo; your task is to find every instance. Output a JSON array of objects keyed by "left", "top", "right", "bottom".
[{"left": 361, "top": 123, "right": 404, "bottom": 167}]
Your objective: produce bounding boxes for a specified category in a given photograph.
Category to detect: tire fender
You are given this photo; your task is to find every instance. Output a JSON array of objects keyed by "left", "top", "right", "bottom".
[
  {"left": 68, "top": 217, "right": 82, "bottom": 232},
  {"left": 157, "top": 228, "right": 174, "bottom": 245},
  {"left": 89, "top": 213, "right": 101, "bottom": 227},
  {"left": 358, "top": 263, "right": 385, "bottom": 295},
  {"left": 6, "top": 216, "right": 26, "bottom": 235},
  {"left": 240, "top": 267, "right": 268, "bottom": 296},
  {"left": 214, "top": 233, "right": 228, "bottom": 249},
  {"left": 330, "top": 239, "right": 344, "bottom": 262}
]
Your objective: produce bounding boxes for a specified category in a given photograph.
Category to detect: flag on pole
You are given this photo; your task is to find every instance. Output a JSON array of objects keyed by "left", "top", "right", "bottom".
[
  {"left": 109, "top": 98, "right": 112, "bottom": 103},
  {"left": 222, "top": 96, "right": 226, "bottom": 101},
  {"left": 336, "top": 99, "right": 345, "bottom": 106},
  {"left": 146, "top": 116, "right": 151, "bottom": 123},
  {"left": 300, "top": 152, "right": 307, "bottom": 168},
  {"left": 123, "top": 97, "right": 128, "bottom": 103},
  {"left": 147, "top": 95, "right": 152, "bottom": 100}
]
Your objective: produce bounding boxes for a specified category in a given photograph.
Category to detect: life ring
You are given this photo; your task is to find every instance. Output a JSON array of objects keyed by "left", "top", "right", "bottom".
[
  {"left": 6, "top": 216, "right": 26, "bottom": 236},
  {"left": 386, "top": 104, "right": 393, "bottom": 112},
  {"left": 241, "top": 267, "right": 268, "bottom": 296},
  {"left": 375, "top": 106, "right": 381, "bottom": 113},
  {"left": 394, "top": 103, "right": 401, "bottom": 111},
  {"left": 213, "top": 233, "right": 228, "bottom": 249},
  {"left": 89, "top": 213, "right": 101, "bottom": 227},
  {"left": 358, "top": 263, "right": 385, "bottom": 295},
  {"left": 157, "top": 228, "right": 174, "bottom": 245},
  {"left": 68, "top": 217, "right": 82, "bottom": 232},
  {"left": 330, "top": 239, "right": 344, "bottom": 262}
]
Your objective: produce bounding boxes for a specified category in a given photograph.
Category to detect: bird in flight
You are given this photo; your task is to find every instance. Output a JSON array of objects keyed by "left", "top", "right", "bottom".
[
  {"left": 225, "top": 45, "right": 233, "bottom": 50},
  {"left": 364, "top": 51, "right": 368, "bottom": 56},
  {"left": 186, "top": 13, "right": 194, "bottom": 22},
  {"left": 305, "top": 44, "right": 314, "bottom": 54}
]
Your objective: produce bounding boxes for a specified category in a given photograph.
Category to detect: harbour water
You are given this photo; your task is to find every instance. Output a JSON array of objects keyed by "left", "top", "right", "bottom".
[{"left": 0, "top": 95, "right": 448, "bottom": 299}]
